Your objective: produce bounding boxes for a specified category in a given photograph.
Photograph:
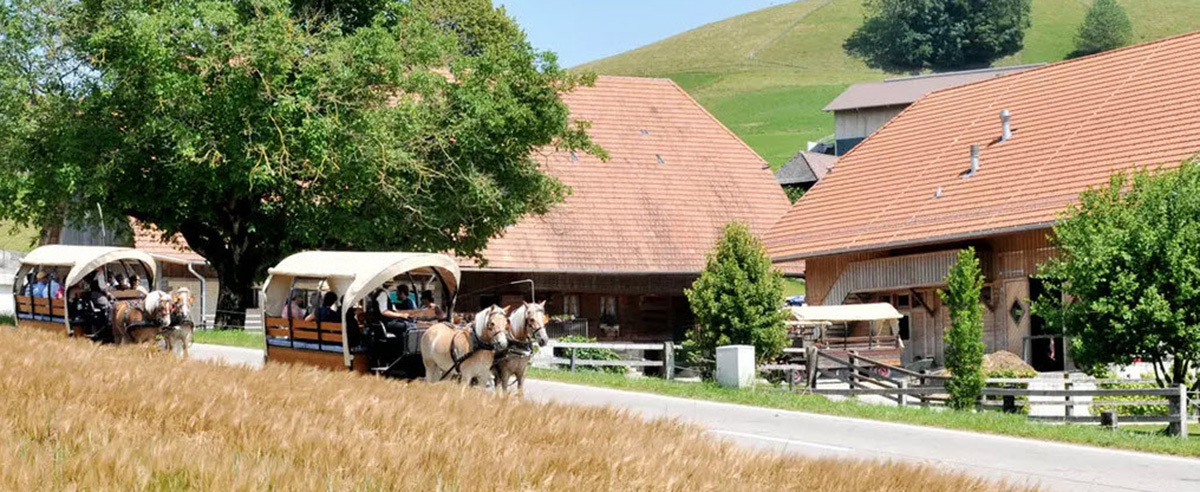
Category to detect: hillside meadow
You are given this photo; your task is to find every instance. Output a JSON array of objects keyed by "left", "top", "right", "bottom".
[
  {"left": 580, "top": 0, "right": 1200, "bottom": 167},
  {"left": 0, "top": 327, "right": 1034, "bottom": 491}
]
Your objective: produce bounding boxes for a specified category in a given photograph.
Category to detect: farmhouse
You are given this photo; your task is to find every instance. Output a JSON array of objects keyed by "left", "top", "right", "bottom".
[
  {"left": 823, "top": 64, "right": 1040, "bottom": 155},
  {"left": 459, "top": 76, "right": 793, "bottom": 342},
  {"left": 766, "top": 33, "right": 1200, "bottom": 371}
]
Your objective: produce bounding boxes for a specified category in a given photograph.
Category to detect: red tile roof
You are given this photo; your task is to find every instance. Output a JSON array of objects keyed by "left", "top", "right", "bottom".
[
  {"left": 767, "top": 32, "right": 1200, "bottom": 261},
  {"left": 467, "top": 76, "right": 793, "bottom": 273},
  {"left": 131, "top": 220, "right": 205, "bottom": 264}
]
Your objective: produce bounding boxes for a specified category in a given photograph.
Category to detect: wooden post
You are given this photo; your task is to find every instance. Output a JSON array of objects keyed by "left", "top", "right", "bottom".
[
  {"left": 1100, "top": 410, "right": 1118, "bottom": 430},
  {"left": 663, "top": 342, "right": 675, "bottom": 380},
  {"left": 788, "top": 368, "right": 796, "bottom": 393},
  {"left": 1169, "top": 383, "right": 1188, "bottom": 437},
  {"left": 1003, "top": 395, "right": 1018, "bottom": 414},
  {"left": 1070, "top": 379, "right": 1080, "bottom": 420},
  {"left": 846, "top": 350, "right": 859, "bottom": 390},
  {"left": 898, "top": 379, "right": 908, "bottom": 407},
  {"left": 569, "top": 348, "right": 577, "bottom": 373},
  {"left": 806, "top": 346, "right": 818, "bottom": 389}
]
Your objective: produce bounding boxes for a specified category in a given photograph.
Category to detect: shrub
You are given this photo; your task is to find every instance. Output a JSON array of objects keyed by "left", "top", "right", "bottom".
[
  {"left": 555, "top": 335, "right": 623, "bottom": 374},
  {"left": 684, "top": 222, "right": 788, "bottom": 379},
  {"left": 939, "top": 248, "right": 986, "bottom": 411}
]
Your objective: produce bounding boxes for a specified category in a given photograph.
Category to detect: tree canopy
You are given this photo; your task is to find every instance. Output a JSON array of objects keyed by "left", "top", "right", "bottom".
[
  {"left": 684, "top": 222, "right": 788, "bottom": 376},
  {"left": 1070, "top": 0, "right": 1133, "bottom": 59},
  {"left": 0, "top": 0, "right": 600, "bottom": 325},
  {"left": 843, "top": 0, "right": 1033, "bottom": 73},
  {"left": 939, "top": 248, "right": 985, "bottom": 410},
  {"left": 1034, "top": 163, "right": 1200, "bottom": 390}
]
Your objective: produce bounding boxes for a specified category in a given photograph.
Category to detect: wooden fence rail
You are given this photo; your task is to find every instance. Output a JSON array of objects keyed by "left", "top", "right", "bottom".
[
  {"left": 536, "top": 341, "right": 676, "bottom": 380},
  {"left": 759, "top": 348, "right": 1194, "bottom": 435}
]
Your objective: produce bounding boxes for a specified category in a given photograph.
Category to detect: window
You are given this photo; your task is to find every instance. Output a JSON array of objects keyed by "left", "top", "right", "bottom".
[
  {"left": 894, "top": 294, "right": 911, "bottom": 309},
  {"left": 898, "top": 316, "right": 911, "bottom": 341},
  {"left": 600, "top": 295, "right": 618, "bottom": 324},
  {"left": 562, "top": 294, "right": 580, "bottom": 318}
]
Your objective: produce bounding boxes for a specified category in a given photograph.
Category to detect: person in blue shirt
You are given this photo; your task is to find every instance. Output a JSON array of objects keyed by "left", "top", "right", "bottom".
[
  {"left": 393, "top": 284, "right": 417, "bottom": 311},
  {"left": 30, "top": 271, "right": 49, "bottom": 298},
  {"left": 305, "top": 292, "right": 341, "bottom": 323}
]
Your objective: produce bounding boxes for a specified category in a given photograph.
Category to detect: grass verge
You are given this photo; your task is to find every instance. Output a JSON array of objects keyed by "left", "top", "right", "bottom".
[
  {"left": 193, "top": 328, "right": 264, "bottom": 349},
  {"left": 528, "top": 368, "right": 1200, "bottom": 458},
  {"left": 0, "top": 327, "right": 1029, "bottom": 491}
]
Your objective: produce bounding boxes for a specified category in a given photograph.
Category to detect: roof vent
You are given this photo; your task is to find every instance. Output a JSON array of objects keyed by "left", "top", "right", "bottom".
[
  {"left": 656, "top": 154, "right": 665, "bottom": 164},
  {"left": 569, "top": 151, "right": 579, "bottom": 162},
  {"left": 640, "top": 129, "right": 650, "bottom": 136},
  {"left": 1000, "top": 110, "right": 1012, "bottom": 141},
  {"left": 968, "top": 144, "right": 980, "bottom": 176},
  {"left": 933, "top": 186, "right": 943, "bottom": 199}
]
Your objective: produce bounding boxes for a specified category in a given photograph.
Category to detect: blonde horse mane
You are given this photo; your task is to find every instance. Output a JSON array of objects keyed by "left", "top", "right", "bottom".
[
  {"left": 509, "top": 302, "right": 545, "bottom": 339},
  {"left": 473, "top": 305, "right": 499, "bottom": 338}
]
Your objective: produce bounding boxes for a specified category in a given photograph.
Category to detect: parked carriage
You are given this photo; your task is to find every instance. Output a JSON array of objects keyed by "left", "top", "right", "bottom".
[
  {"left": 261, "top": 251, "right": 460, "bottom": 378},
  {"left": 12, "top": 245, "right": 157, "bottom": 340}
]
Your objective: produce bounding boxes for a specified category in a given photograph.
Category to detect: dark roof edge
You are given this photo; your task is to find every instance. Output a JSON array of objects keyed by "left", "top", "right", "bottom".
[{"left": 771, "top": 222, "right": 1055, "bottom": 262}]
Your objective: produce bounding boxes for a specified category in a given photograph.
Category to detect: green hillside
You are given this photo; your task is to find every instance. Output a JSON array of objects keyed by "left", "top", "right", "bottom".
[{"left": 579, "top": 0, "right": 1200, "bottom": 168}]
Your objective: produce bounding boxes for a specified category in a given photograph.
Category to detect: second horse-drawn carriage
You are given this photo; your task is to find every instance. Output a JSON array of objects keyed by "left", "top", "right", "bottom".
[
  {"left": 13, "top": 245, "right": 196, "bottom": 351},
  {"left": 262, "top": 251, "right": 547, "bottom": 389}
]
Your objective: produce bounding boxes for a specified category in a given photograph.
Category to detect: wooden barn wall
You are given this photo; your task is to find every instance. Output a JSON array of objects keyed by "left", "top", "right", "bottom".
[
  {"left": 458, "top": 271, "right": 697, "bottom": 342},
  {"left": 802, "top": 229, "right": 1058, "bottom": 366}
]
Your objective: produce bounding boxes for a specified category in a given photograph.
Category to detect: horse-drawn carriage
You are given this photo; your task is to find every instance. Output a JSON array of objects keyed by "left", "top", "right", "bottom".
[
  {"left": 262, "top": 251, "right": 547, "bottom": 390},
  {"left": 12, "top": 245, "right": 195, "bottom": 351}
]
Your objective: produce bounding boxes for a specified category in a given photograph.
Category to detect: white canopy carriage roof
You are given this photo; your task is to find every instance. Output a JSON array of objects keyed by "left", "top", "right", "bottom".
[
  {"left": 264, "top": 251, "right": 461, "bottom": 316},
  {"left": 19, "top": 245, "right": 157, "bottom": 288},
  {"left": 788, "top": 303, "right": 903, "bottom": 323}
]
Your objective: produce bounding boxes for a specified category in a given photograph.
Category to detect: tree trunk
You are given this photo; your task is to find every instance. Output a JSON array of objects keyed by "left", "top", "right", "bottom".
[{"left": 214, "top": 263, "right": 255, "bottom": 329}]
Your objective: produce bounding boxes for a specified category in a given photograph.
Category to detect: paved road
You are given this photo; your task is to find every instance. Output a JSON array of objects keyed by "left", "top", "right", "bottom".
[{"left": 189, "top": 344, "right": 1200, "bottom": 492}]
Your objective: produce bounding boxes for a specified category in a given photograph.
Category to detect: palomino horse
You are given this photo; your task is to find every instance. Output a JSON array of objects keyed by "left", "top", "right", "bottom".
[
  {"left": 420, "top": 306, "right": 509, "bottom": 386},
  {"left": 163, "top": 287, "right": 195, "bottom": 357},
  {"left": 112, "top": 290, "right": 173, "bottom": 344},
  {"left": 493, "top": 301, "right": 549, "bottom": 396}
]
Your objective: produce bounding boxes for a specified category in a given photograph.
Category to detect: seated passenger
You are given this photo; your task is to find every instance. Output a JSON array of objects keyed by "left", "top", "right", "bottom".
[
  {"left": 31, "top": 271, "right": 50, "bottom": 298},
  {"left": 393, "top": 284, "right": 417, "bottom": 310},
  {"left": 305, "top": 292, "right": 341, "bottom": 323},
  {"left": 129, "top": 274, "right": 149, "bottom": 296},
  {"left": 283, "top": 294, "right": 306, "bottom": 319},
  {"left": 373, "top": 288, "right": 416, "bottom": 336},
  {"left": 420, "top": 289, "right": 444, "bottom": 320},
  {"left": 49, "top": 272, "right": 63, "bottom": 299}
]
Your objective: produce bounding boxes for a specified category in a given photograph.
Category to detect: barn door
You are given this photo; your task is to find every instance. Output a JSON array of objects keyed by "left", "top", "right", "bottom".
[{"left": 1003, "top": 279, "right": 1030, "bottom": 358}]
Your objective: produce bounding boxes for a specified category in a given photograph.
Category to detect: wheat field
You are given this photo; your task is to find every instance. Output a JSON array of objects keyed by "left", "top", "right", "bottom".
[{"left": 0, "top": 328, "right": 1033, "bottom": 491}]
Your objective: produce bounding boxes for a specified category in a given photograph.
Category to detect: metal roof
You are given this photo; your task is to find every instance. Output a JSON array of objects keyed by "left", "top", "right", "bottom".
[{"left": 823, "top": 64, "right": 1044, "bottom": 112}]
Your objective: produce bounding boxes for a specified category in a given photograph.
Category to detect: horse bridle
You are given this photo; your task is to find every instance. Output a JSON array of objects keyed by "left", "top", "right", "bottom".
[{"left": 504, "top": 306, "right": 545, "bottom": 357}]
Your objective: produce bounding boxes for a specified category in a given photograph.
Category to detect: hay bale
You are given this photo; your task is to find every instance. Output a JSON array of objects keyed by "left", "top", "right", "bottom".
[{"left": 984, "top": 351, "right": 1036, "bottom": 377}]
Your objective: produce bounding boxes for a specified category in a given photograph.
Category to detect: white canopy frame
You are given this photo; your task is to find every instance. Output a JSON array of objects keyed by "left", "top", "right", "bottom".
[
  {"left": 262, "top": 251, "right": 461, "bottom": 367},
  {"left": 788, "top": 303, "right": 905, "bottom": 339},
  {"left": 15, "top": 245, "right": 159, "bottom": 335}
]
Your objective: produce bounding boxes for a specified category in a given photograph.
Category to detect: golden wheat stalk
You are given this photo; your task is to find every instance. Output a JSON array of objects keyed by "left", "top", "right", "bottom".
[{"left": 0, "top": 328, "right": 1034, "bottom": 491}]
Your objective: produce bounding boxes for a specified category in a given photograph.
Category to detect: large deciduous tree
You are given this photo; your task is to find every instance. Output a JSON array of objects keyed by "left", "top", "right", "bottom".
[
  {"left": 1070, "top": 0, "right": 1133, "bottom": 59},
  {"left": 684, "top": 222, "right": 788, "bottom": 377},
  {"left": 0, "top": 0, "right": 600, "bottom": 326},
  {"left": 1035, "top": 163, "right": 1200, "bottom": 391},
  {"left": 844, "top": 0, "right": 1033, "bottom": 73}
]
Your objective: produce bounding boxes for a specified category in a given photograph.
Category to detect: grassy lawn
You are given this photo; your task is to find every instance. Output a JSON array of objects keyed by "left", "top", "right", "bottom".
[
  {"left": 579, "top": 0, "right": 1200, "bottom": 168},
  {"left": 193, "top": 329, "right": 264, "bottom": 349},
  {"left": 528, "top": 368, "right": 1200, "bottom": 458},
  {"left": 0, "top": 221, "right": 39, "bottom": 253},
  {"left": 783, "top": 277, "right": 806, "bottom": 297}
]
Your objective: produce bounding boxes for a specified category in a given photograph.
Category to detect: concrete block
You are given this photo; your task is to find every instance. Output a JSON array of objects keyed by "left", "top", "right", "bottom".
[{"left": 716, "top": 345, "right": 755, "bottom": 388}]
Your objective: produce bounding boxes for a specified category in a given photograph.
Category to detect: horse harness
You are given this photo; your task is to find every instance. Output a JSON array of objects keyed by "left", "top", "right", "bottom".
[
  {"left": 494, "top": 312, "right": 540, "bottom": 366},
  {"left": 438, "top": 316, "right": 499, "bottom": 382}
]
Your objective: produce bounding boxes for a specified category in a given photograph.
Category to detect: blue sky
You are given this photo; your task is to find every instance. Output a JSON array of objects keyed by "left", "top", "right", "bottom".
[{"left": 496, "top": 1, "right": 787, "bottom": 67}]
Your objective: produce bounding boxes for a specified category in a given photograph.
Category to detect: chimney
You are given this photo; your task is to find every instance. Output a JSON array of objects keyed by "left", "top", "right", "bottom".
[
  {"left": 1000, "top": 110, "right": 1012, "bottom": 141},
  {"left": 970, "top": 144, "right": 981, "bottom": 174}
]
